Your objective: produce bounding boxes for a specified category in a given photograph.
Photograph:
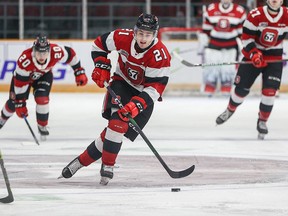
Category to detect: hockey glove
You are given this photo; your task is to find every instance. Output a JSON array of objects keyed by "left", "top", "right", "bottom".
[
  {"left": 251, "top": 51, "right": 267, "bottom": 68},
  {"left": 74, "top": 67, "right": 88, "bottom": 86},
  {"left": 91, "top": 56, "right": 111, "bottom": 88},
  {"left": 117, "top": 96, "right": 147, "bottom": 121},
  {"left": 15, "top": 100, "right": 28, "bottom": 118}
]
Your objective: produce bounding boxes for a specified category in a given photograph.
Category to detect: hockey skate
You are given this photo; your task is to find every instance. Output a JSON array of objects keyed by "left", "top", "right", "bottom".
[
  {"left": 0, "top": 117, "right": 7, "bottom": 129},
  {"left": 38, "top": 125, "right": 49, "bottom": 141},
  {"left": 216, "top": 109, "right": 234, "bottom": 125},
  {"left": 99, "top": 164, "right": 114, "bottom": 185},
  {"left": 257, "top": 119, "right": 268, "bottom": 140},
  {"left": 58, "top": 157, "right": 84, "bottom": 179}
]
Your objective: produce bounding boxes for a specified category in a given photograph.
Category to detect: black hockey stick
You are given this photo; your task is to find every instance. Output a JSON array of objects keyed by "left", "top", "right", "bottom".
[
  {"left": 104, "top": 81, "right": 195, "bottom": 178},
  {"left": 172, "top": 50, "right": 288, "bottom": 67},
  {"left": 23, "top": 115, "right": 40, "bottom": 145},
  {"left": 0, "top": 150, "right": 14, "bottom": 203}
]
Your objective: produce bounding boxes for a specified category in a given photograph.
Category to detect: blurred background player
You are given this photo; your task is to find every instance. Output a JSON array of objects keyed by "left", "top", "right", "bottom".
[
  {"left": 198, "top": 0, "right": 246, "bottom": 96},
  {"left": 216, "top": 0, "right": 287, "bottom": 139},
  {"left": 0, "top": 35, "right": 88, "bottom": 140},
  {"left": 60, "top": 13, "right": 171, "bottom": 185}
]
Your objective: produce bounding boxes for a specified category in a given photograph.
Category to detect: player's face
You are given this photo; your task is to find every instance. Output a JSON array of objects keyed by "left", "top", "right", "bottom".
[
  {"left": 135, "top": 29, "right": 155, "bottom": 49},
  {"left": 267, "top": 0, "right": 283, "bottom": 10},
  {"left": 35, "top": 50, "right": 49, "bottom": 64}
]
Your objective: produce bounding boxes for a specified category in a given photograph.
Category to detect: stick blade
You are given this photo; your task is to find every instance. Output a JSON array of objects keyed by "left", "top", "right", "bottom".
[
  {"left": 169, "top": 165, "right": 195, "bottom": 179},
  {"left": 0, "top": 195, "right": 14, "bottom": 203}
]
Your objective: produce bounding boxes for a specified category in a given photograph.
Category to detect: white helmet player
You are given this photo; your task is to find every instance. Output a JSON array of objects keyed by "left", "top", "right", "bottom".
[{"left": 266, "top": 0, "right": 283, "bottom": 12}]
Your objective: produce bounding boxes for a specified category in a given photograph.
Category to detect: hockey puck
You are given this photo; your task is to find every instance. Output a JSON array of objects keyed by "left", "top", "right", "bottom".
[{"left": 171, "top": 188, "right": 180, "bottom": 192}]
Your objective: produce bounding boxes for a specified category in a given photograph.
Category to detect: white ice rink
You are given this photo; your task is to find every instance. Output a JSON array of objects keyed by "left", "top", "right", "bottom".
[{"left": 1, "top": 92, "right": 288, "bottom": 216}]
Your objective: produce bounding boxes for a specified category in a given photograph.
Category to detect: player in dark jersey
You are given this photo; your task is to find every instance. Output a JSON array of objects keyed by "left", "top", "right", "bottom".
[
  {"left": 60, "top": 13, "right": 171, "bottom": 185},
  {"left": 0, "top": 35, "right": 88, "bottom": 140},
  {"left": 216, "top": 0, "right": 287, "bottom": 139}
]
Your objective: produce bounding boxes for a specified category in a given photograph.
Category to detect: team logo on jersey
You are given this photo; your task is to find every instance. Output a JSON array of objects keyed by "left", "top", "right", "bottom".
[
  {"left": 30, "top": 72, "right": 43, "bottom": 80},
  {"left": 260, "top": 28, "right": 278, "bottom": 47},
  {"left": 216, "top": 18, "right": 230, "bottom": 31},
  {"left": 127, "top": 68, "right": 139, "bottom": 80},
  {"left": 124, "top": 62, "right": 144, "bottom": 85}
]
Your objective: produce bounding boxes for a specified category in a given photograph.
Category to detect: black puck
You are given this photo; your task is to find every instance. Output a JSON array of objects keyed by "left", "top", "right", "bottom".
[{"left": 171, "top": 188, "right": 180, "bottom": 192}]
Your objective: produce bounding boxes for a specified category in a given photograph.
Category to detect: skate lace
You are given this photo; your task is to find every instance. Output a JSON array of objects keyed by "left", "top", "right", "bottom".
[
  {"left": 38, "top": 125, "right": 48, "bottom": 132},
  {"left": 69, "top": 159, "right": 83, "bottom": 174},
  {"left": 101, "top": 165, "right": 114, "bottom": 178},
  {"left": 258, "top": 121, "right": 267, "bottom": 130},
  {"left": 0, "top": 117, "right": 7, "bottom": 126},
  {"left": 219, "top": 109, "right": 232, "bottom": 120}
]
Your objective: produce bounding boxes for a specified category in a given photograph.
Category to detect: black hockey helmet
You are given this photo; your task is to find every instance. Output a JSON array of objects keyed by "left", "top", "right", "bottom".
[
  {"left": 33, "top": 35, "right": 50, "bottom": 53},
  {"left": 135, "top": 13, "right": 159, "bottom": 32}
]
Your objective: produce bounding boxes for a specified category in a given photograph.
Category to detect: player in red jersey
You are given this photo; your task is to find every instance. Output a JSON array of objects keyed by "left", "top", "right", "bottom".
[
  {"left": 199, "top": 0, "right": 246, "bottom": 95},
  {"left": 0, "top": 35, "right": 88, "bottom": 139},
  {"left": 216, "top": 0, "right": 287, "bottom": 139},
  {"left": 60, "top": 13, "right": 171, "bottom": 185}
]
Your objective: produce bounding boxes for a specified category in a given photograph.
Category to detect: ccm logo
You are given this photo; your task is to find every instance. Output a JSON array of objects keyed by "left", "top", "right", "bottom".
[{"left": 95, "top": 63, "right": 111, "bottom": 70}]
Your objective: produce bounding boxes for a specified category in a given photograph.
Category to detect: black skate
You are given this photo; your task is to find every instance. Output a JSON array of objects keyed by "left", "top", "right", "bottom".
[
  {"left": 0, "top": 117, "right": 7, "bottom": 129},
  {"left": 38, "top": 125, "right": 49, "bottom": 141},
  {"left": 216, "top": 109, "right": 234, "bottom": 125},
  {"left": 100, "top": 164, "right": 114, "bottom": 185},
  {"left": 257, "top": 119, "right": 268, "bottom": 140},
  {"left": 58, "top": 157, "right": 83, "bottom": 179}
]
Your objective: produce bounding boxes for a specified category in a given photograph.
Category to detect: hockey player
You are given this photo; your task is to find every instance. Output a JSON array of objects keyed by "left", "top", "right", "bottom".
[
  {"left": 0, "top": 35, "right": 88, "bottom": 139},
  {"left": 216, "top": 0, "right": 287, "bottom": 139},
  {"left": 60, "top": 13, "right": 171, "bottom": 185},
  {"left": 200, "top": 0, "right": 246, "bottom": 95}
]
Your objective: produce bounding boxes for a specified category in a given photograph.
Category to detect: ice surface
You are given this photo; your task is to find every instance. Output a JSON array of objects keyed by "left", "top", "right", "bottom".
[{"left": 1, "top": 92, "right": 288, "bottom": 216}]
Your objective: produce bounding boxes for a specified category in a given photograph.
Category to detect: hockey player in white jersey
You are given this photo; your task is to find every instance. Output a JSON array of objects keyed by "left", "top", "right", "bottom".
[{"left": 200, "top": 0, "right": 246, "bottom": 95}]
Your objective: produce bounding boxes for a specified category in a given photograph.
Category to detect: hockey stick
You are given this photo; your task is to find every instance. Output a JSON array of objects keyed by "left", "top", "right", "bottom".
[
  {"left": 104, "top": 81, "right": 195, "bottom": 178},
  {"left": 0, "top": 150, "right": 14, "bottom": 203},
  {"left": 23, "top": 115, "right": 40, "bottom": 145},
  {"left": 172, "top": 50, "right": 288, "bottom": 67}
]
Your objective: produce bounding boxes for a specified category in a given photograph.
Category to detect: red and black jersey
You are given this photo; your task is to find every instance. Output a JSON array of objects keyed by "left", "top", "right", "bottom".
[
  {"left": 242, "top": 6, "right": 288, "bottom": 61},
  {"left": 92, "top": 29, "right": 171, "bottom": 102},
  {"left": 203, "top": 3, "right": 246, "bottom": 50},
  {"left": 14, "top": 44, "right": 80, "bottom": 100}
]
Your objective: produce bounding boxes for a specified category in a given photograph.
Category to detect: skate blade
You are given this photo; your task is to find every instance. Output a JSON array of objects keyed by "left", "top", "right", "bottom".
[
  {"left": 258, "top": 133, "right": 265, "bottom": 140},
  {"left": 40, "top": 135, "right": 47, "bottom": 141},
  {"left": 21, "top": 141, "right": 38, "bottom": 146},
  {"left": 99, "top": 177, "right": 110, "bottom": 185},
  {"left": 57, "top": 174, "right": 64, "bottom": 179}
]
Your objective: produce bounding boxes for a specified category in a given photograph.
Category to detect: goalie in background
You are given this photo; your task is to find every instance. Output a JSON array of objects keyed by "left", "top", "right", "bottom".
[
  {"left": 199, "top": 0, "right": 246, "bottom": 96},
  {"left": 0, "top": 34, "right": 88, "bottom": 139}
]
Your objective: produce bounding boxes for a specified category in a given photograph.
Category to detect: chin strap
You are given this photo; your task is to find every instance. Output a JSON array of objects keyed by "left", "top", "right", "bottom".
[{"left": 267, "top": 4, "right": 281, "bottom": 12}]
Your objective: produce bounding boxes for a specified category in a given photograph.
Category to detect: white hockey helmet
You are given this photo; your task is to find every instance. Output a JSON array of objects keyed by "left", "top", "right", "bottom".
[{"left": 266, "top": 0, "right": 283, "bottom": 12}]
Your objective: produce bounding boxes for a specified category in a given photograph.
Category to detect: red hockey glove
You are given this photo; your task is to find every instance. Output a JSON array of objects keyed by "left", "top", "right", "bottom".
[
  {"left": 74, "top": 67, "right": 88, "bottom": 86},
  {"left": 91, "top": 57, "right": 111, "bottom": 88},
  {"left": 117, "top": 96, "right": 147, "bottom": 121},
  {"left": 251, "top": 51, "right": 267, "bottom": 68},
  {"left": 15, "top": 100, "right": 28, "bottom": 118}
]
